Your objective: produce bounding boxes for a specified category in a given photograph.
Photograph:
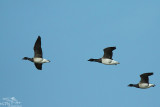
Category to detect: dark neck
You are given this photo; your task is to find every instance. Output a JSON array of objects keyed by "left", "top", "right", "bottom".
[
  {"left": 88, "top": 58, "right": 102, "bottom": 63},
  {"left": 128, "top": 84, "right": 139, "bottom": 88},
  {"left": 23, "top": 57, "right": 33, "bottom": 62}
]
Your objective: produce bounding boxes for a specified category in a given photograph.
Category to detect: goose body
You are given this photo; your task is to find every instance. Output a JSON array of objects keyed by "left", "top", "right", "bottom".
[
  {"left": 23, "top": 36, "right": 50, "bottom": 70},
  {"left": 102, "top": 58, "right": 119, "bottom": 65},
  {"left": 33, "top": 58, "right": 50, "bottom": 63},
  {"left": 88, "top": 47, "right": 120, "bottom": 65},
  {"left": 128, "top": 72, "right": 155, "bottom": 89}
]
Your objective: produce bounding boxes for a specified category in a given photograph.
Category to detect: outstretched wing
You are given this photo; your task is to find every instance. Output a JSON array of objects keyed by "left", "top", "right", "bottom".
[
  {"left": 34, "top": 36, "right": 43, "bottom": 58},
  {"left": 103, "top": 47, "right": 116, "bottom": 59},
  {"left": 34, "top": 63, "right": 42, "bottom": 70},
  {"left": 140, "top": 72, "right": 153, "bottom": 83}
]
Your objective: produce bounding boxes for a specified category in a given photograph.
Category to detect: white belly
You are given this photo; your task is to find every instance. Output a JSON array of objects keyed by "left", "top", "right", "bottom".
[
  {"left": 102, "top": 59, "right": 112, "bottom": 65},
  {"left": 33, "top": 58, "right": 43, "bottom": 63},
  {"left": 139, "top": 83, "right": 149, "bottom": 89}
]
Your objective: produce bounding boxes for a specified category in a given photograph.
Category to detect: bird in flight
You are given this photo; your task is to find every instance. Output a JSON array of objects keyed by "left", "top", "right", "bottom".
[
  {"left": 128, "top": 72, "right": 155, "bottom": 89},
  {"left": 23, "top": 36, "right": 50, "bottom": 70},
  {"left": 88, "top": 47, "right": 120, "bottom": 65}
]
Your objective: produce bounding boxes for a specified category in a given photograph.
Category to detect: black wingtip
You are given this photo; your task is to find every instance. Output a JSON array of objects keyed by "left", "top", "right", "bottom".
[
  {"left": 141, "top": 72, "right": 154, "bottom": 77},
  {"left": 103, "top": 46, "right": 116, "bottom": 51},
  {"left": 37, "top": 68, "right": 42, "bottom": 70},
  {"left": 112, "top": 46, "right": 116, "bottom": 50},
  {"left": 150, "top": 72, "right": 154, "bottom": 75}
]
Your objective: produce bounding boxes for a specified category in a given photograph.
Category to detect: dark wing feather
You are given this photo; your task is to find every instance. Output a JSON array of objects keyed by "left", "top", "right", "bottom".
[
  {"left": 34, "top": 36, "right": 43, "bottom": 58},
  {"left": 140, "top": 72, "right": 153, "bottom": 83},
  {"left": 34, "top": 63, "right": 42, "bottom": 70},
  {"left": 103, "top": 47, "right": 116, "bottom": 59}
]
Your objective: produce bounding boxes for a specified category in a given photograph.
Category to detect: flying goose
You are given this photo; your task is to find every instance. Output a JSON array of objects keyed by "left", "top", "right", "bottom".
[
  {"left": 88, "top": 47, "right": 120, "bottom": 65},
  {"left": 128, "top": 72, "right": 155, "bottom": 89},
  {"left": 23, "top": 36, "right": 50, "bottom": 70}
]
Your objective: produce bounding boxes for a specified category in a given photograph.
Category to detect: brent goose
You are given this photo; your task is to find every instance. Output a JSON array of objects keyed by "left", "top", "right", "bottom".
[
  {"left": 23, "top": 36, "right": 50, "bottom": 70},
  {"left": 88, "top": 47, "right": 120, "bottom": 65},
  {"left": 128, "top": 72, "right": 155, "bottom": 89}
]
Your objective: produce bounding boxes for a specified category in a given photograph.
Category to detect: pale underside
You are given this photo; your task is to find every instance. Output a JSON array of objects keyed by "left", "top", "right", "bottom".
[
  {"left": 139, "top": 83, "right": 155, "bottom": 89},
  {"left": 139, "top": 83, "right": 149, "bottom": 89},
  {"left": 33, "top": 58, "right": 49, "bottom": 63},
  {"left": 102, "top": 58, "right": 119, "bottom": 65}
]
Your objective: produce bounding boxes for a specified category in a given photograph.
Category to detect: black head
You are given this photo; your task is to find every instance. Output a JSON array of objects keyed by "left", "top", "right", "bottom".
[
  {"left": 128, "top": 84, "right": 139, "bottom": 88},
  {"left": 22, "top": 57, "right": 29, "bottom": 60},
  {"left": 128, "top": 84, "right": 134, "bottom": 87}
]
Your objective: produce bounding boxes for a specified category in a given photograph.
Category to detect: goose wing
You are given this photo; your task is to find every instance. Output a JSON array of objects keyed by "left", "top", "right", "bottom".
[
  {"left": 103, "top": 47, "right": 116, "bottom": 59},
  {"left": 34, "top": 36, "right": 43, "bottom": 58},
  {"left": 140, "top": 72, "right": 153, "bottom": 83}
]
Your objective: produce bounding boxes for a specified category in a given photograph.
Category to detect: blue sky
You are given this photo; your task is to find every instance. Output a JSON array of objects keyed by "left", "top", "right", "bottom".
[{"left": 0, "top": 0, "right": 160, "bottom": 107}]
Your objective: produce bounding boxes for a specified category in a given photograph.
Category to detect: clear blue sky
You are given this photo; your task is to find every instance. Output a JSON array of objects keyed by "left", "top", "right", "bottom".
[{"left": 0, "top": 0, "right": 160, "bottom": 107}]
